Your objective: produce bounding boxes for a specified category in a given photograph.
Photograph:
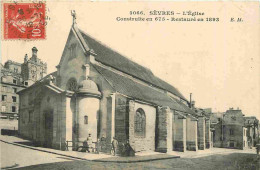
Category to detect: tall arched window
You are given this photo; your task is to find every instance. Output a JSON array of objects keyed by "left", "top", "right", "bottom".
[
  {"left": 134, "top": 108, "right": 146, "bottom": 137},
  {"left": 66, "top": 78, "right": 77, "bottom": 91}
]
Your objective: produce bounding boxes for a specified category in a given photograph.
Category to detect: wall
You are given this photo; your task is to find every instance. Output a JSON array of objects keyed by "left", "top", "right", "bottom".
[
  {"left": 186, "top": 117, "right": 197, "bottom": 151},
  {"left": 115, "top": 94, "right": 128, "bottom": 143},
  {"left": 19, "top": 85, "right": 68, "bottom": 150},
  {"left": 129, "top": 100, "right": 156, "bottom": 152},
  {"left": 57, "top": 30, "right": 87, "bottom": 90},
  {"left": 211, "top": 122, "right": 223, "bottom": 147},
  {"left": 156, "top": 107, "right": 173, "bottom": 153},
  {"left": 173, "top": 113, "right": 186, "bottom": 152},
  {"left": 222, "top": 124, "right": 243, "bottom": 149},
  {"left": 77, "top": 97, "right": 99, "bottom": 142},
  {"left": 197, "top": 117, "right": 205, "bottom": 150}
]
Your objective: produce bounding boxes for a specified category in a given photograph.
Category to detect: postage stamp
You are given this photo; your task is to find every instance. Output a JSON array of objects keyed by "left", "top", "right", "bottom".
[{"left": 2, "top": 1, "right": 46, "bottom": 40}]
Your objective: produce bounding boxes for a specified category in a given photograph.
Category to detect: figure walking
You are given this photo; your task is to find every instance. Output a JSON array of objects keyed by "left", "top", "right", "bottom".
[{"left": 86, "top": 133, "right": 92, "bottom": 152}]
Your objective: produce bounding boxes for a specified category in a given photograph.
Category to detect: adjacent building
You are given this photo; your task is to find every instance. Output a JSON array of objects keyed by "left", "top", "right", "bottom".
[
  {"left": 0, "top": 47, "right": 47, "bottom": 119},
  {"left": 210, "top": 108, "right": 259, "bottom": 149}
]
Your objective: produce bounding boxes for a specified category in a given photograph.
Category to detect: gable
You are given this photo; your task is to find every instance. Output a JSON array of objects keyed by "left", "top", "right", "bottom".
[{"left": 57, "top": 29, "right": 89, "bottom": 90}]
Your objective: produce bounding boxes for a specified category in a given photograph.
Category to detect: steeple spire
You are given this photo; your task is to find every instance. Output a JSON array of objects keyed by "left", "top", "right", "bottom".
[{"left": 71, "top": 10, "right": 77, "bottom": 25}]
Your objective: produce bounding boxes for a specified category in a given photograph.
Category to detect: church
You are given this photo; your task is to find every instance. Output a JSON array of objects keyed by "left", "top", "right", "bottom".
[{"left": 18, "top": 13, "right": 212, "bottom": 154}]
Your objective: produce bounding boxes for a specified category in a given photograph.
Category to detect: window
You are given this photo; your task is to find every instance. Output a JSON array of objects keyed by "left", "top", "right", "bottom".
[
  {"left": 134, "top": 108, "right": 146, "bottom": 137},
  {"left": 14, "top": 68, "right": 18, "bottom": 73},
  {"left": 66, "top": 78, "right": 77, "bottom": 91},
  {"left": 2, "top": 95, "right": 7, "bottom": 101},
  {"left": 2, "top": 86, "right": 7, "bottom": 91},
  {"left": 218, "top": 118, "right": 221, "bottom": 122},
  {"left": 13, "top": 79, "right": 17, "bottom": 84},
  {"left": 230, "top": 129, "right": 234, "bottom": 136},
  {"left": 12, "top": 96, "right": 17, "bottom": 102},
  {"left": 24, "top": 81, "right": 28, "bottom": 86},
  {"left": 13, "top": 88, "right": 17, "bottom": 93},
  {"left": 1, "top": 106, "right": 6, "bottom": 112},
  {"left": 29, "top": 110, "right": 33, "bottom": 122},
  {"left": 84, "top": 115, "right": 88, "bottom": 124},
  {"left": 12, "top": 106, "right": 16, "bottom": 112}
]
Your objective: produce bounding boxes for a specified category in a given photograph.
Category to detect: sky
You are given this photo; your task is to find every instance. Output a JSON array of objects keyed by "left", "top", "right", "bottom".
[{"left": 1, "top": 1, "right": 259, "bottom": 119}]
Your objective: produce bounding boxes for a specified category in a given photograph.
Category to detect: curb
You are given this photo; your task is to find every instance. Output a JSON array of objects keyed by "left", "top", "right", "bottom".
[
  {"left": 92, "top": 155, "right": 180, "bottom": 163},
  {"left": 0, "top": 139, "right": 180, "bottom": 163}
]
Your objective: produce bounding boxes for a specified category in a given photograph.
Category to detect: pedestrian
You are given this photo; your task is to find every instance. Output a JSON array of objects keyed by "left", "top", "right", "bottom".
[
  {"left": 111, "top": 137, "right": 118, "bottom": 156},
  {"left": 86, "top": 133, "right": 92, "bottom": 153},
  {"left": 100, "top": 135, "right": 106, "bottom": 152},
  {"left": 81, "top": 139, "right": 88, "bottom": 152}
]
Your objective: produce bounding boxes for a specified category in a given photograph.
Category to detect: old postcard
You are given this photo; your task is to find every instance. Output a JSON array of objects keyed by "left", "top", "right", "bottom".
[{"left": 1, "top": 0, "right": 259, "bottom": 169}]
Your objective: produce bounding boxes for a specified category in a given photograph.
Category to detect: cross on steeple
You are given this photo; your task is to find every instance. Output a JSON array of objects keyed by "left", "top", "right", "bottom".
[{"left": 71, "top": 10, "right": 76, "bottom": 25}]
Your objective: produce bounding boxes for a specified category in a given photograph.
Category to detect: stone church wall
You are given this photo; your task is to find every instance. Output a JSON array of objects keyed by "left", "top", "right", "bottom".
[
  {"left": 129, "top": 100, "right": 156, "bottom": 152},
  {"left": 19, "top": 86, "right": 68, "bottom": 150}
]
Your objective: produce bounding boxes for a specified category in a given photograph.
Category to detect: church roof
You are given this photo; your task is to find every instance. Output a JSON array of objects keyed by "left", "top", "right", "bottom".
[
  {"left": 79, "top": 30, "right": 187, "bottom": 101},
  {"left": 93, "top": 64, "right": 194, "bottom": 115}
]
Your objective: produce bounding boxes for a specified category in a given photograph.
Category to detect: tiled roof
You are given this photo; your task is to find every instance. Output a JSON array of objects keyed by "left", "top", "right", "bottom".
[
  {"left": 93, "top": 64, "right": 194, "bottom": 115},
  {"left": 80, "top": 30, "right": 187, "bottom": 101}
]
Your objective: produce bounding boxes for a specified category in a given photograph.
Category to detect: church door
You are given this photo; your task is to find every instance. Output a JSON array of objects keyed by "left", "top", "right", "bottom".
[{"left": 44, "top": 109, "right": 53, "bottom": 148}]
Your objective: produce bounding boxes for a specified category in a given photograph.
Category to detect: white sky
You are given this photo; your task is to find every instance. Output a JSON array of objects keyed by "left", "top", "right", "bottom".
[{"left": 1, "top": 1, "right": 259, "bottom": 119}]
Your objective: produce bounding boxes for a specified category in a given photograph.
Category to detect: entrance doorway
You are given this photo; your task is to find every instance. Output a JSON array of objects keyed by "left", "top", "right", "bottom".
[{"left": 44, "top": 109, "right": 53, "bottom": 148}]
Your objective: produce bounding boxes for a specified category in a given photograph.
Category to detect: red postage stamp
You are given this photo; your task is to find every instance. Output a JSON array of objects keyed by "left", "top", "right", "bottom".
[{"left": 2, "top": 2, "right": 46, "bottom": 40}]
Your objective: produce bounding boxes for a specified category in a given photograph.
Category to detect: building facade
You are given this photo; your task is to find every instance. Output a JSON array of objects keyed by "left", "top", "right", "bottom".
[
  {"left": 18, "top": 15, "right": 212, "bottom": 154},
  {"left": 0, "top": 47, "right": 47, "bottom": 119},
  {"left": 210, "top": 108, "right": 259, "bottom": 149}
]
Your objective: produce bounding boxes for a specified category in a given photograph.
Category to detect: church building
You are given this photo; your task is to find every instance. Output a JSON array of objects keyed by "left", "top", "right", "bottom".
[{"left": 18, "top": 13, "right": 211, "bottom": 154}]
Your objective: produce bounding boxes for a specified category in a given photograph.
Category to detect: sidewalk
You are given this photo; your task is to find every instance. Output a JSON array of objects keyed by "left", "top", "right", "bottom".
[
  {"left": 0, "top": 135, "right": 179, "bottom": 163},
  {"left": 168, "top": 147, "right": 256, "bottom": 158}
]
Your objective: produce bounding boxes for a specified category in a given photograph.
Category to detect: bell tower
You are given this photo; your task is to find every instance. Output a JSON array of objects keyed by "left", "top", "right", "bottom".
[{"left": 21, "top": 47, "right": 47, "bottom": 86}]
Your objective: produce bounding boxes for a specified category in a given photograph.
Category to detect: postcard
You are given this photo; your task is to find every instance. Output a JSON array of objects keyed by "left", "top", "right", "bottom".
[{"left": 1, "top": 1, "right": 259, "bottom": 169}]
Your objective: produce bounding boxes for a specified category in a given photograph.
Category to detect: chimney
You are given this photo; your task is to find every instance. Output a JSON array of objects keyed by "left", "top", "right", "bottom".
[
  {"left": 24, "top": 54, "right": 28, "bottom": 63},
  {"left": 32, "top": 47, "right": 38, "bottom": 59},
  {"left": 190, "top": 93, "right": 192, "bottom": 108}
]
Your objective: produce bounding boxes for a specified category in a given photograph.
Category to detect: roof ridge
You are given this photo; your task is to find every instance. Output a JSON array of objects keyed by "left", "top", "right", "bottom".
[{"left": 79, "top": 29, "right": 153, "bottom": 74}]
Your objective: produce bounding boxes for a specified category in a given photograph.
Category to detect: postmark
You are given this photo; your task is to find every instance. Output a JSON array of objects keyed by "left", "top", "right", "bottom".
[{"left": 2, "top": 1, "right": 46, "bottom": 40}]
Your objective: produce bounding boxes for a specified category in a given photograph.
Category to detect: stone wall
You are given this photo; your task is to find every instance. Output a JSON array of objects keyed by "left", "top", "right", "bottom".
[
  {"left": 222, "top": 124, "right": 244, "bottom": 149},
  {"left": 115, "top": 94, "right": 128, "bottom": 143},
  {"left": 129, "top": 100, "right": 156, "bottom": 152},
  {"left": 18, "top": 86, "right": 68, "bottom": 150},
  {"left": 156, "top": 106, "right": 172, "bottom": 153},
  {"left": 197, "top": 116, "right": 205, "bottom": 150},
  {"left": 186, "top": 117, "right": 198, "bottom": 151},
  {"left": 205, "top": 119, "right": 211, "bottom": 148},
  {"left": 173, "top": 113, "right": 186, "bottom": 152}
]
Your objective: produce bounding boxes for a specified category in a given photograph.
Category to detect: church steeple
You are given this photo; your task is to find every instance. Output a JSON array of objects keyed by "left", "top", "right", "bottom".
[{"left": 71, "top": 10, "right": 77, "bottom": 26}]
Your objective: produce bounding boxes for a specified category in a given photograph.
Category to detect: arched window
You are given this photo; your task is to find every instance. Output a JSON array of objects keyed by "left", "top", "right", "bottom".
[
  {"left": 134, "top": 108, "right": 146, "bottom": 137},
  {"left": 66, "top": 78, "right": 77, "bottom": 91}
]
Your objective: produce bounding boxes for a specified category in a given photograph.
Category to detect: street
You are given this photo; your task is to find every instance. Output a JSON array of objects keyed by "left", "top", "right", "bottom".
[
  {"left": 0, "top": 141, "right": 77, "bottom": 169},
  {"left": 1, "top": 140, "right": 259, "bottom": 170}
]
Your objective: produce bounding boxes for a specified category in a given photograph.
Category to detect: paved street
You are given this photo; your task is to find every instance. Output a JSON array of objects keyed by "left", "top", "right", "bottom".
[
  {"left": 0, "top": 141, "right": 77, "bottom": 169},
  {"left": 1, "top": 139, "right": 259, "bottom": 170}
]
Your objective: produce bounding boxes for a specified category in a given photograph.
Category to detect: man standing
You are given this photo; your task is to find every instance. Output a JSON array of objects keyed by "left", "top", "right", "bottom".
[
  {"left": 111, "top": 137, "right": 118, "bottom": 156},
  {"left": 86, "top": 133, "right": 92, "bottom": 152}
]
